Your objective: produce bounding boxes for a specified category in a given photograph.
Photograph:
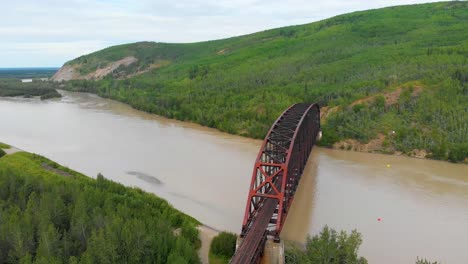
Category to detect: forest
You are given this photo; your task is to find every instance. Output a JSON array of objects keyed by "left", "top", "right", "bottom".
[
  {"left": 0, "top": 79, "right": 61, "bottom": 100},
  {"left": 0, "top": 68, "right": 58, "bottom": 79},
  {"left": 0, "top": 143, "right": 443, "bottom": 263},
  {"left": 0, "top": 149, "right": 201, "bottom": 263},
  {"left": 58, "top": 1, "right": 467, "bottom": 162}
]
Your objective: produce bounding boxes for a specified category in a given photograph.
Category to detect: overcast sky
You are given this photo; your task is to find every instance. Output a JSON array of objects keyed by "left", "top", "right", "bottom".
[{"left": 1, "top": 0, "right": 440, "bottom": 67}]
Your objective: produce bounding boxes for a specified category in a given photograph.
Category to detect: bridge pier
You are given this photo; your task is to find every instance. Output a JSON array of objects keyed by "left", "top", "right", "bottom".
[
  {"left": 260, "top": 239, "right": 285, "bottom": 264},
  {"left": 235, "top": 236, "right": 285, "bottom": 264}
]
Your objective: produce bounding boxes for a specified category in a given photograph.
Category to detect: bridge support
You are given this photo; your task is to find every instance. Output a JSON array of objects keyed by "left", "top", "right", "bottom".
[
  {"left": 261, "top": 239, "right": 285, "bottom": 264},
  {"left": 235, "top": 236, "right": 284, "bottom": 264}
]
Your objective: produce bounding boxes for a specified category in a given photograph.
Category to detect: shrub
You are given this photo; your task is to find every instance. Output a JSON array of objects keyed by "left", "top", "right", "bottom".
[
  {"left": 415, "top": 257, "right": 440, "bottom": 264},
  {"left": 210, "top": 232, "right": 237, "bottom": 259},
  {"left": 182, "top": 222, "right": 200, "bottom": 248},
  {"left": 285, "top": 226, "right": 367, "bottom": 264}
]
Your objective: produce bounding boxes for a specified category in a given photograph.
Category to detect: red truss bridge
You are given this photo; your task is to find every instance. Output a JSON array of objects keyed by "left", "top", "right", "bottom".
[{"left": 231, "top": 103, "right": 321, "bottom": 264}]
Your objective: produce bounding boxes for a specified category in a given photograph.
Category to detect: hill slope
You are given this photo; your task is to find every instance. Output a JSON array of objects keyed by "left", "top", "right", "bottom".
[{"left": 56, "top": 1, "right": 468, "bottom": 162}]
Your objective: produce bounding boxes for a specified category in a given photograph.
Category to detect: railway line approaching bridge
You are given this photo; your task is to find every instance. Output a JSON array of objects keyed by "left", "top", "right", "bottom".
[{"left": 230, "top": 103, "right": 321, "bottom": 264}]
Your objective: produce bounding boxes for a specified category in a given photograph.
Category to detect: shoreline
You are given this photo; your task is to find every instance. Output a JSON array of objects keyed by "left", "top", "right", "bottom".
[
  {"left": 56, "top": 89, "right": 467, "bottom": 165},
  {"left": 3, "top": 90, "right": 465, "bottom": 165},
  {"left": 0, "top": 143, "right": 222, "bottom": 264},
  {"left": 0, "top": 144, "right": 22, "bottom": 156},
  {"left": 323, "top": 145, "right": 468, "bottom": 165},
  {"left": 197, "top": 225, "right": 220, "bottom": 264}
]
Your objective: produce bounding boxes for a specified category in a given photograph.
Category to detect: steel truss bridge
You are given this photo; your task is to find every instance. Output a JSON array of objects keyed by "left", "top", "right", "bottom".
[{"left": 230, "top": 103, "right": 320, "bottom": 264}]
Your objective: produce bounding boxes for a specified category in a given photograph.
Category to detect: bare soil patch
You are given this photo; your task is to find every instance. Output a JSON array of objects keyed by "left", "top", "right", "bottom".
[
  {"left": 124, "top": 60, "right": 171, "bottom": 79},
  {"left": 333, "top": 133, "right": 387, "bottom": 152},
  {"left": 3, "top": 147, "right": 21, "bottom": 155},
  {"left": 320, "top": 106, "right": 340, "bottom": 122},
  {"left": 198, "top": 225, "right": 219, "bottom": 264},
  {"left": 87, "top": 56, "right": 138, "bottom": 80},
  {"left": 349, "top": 85, "right": 424, "bottom": 108}
]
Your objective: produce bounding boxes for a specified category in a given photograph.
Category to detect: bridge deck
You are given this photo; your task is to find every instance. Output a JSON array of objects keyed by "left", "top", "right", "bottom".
[{"left": 230, "top": 199, "right": 278, "bottom": 264}]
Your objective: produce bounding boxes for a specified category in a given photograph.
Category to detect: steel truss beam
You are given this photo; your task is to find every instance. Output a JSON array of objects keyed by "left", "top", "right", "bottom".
[{"left": 231, "top": 103, "right": 320, "bottom": 264}]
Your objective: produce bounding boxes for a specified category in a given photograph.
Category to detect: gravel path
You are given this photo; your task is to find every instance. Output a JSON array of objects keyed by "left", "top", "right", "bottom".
[{"left": 198, "top": 225, "right": 220, "bottom": 264}]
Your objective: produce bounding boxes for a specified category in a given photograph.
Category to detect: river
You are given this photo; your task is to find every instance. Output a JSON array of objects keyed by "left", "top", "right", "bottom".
[{"left": 1, "top": 91, "right": 467, "bottom": 263}]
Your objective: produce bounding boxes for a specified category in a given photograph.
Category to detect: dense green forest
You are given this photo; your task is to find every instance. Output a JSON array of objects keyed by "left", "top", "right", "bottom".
[
  {"left": 0, "top": 79, "right": 61, "bottom": 99},
  {"left": 0, "top": 147, "right": 201, "bottom": 263},
  {"left": 58, "top": 1, "right": 467, "bottom": 162}
]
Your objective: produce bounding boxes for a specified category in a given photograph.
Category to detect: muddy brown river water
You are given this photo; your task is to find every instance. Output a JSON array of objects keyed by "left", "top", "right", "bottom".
[{"left": 1, "top": 91, "right": 467, "bottom": 263}]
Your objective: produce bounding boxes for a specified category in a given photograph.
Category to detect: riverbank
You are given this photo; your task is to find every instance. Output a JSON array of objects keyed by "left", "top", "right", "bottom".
[
  {"left": 0, "top": 141, "right": 223, "bottom": 263},
  {"left": 54, "top": 1, "right": 468, "bottom": 163},
  {"left": 0, "top": 144, "right": 21, "bottom": 155},
  {"left": 0, "top": 79, "right": 61, "bottom": 99},
  {"left": 0, "top": 143, "right": 204, "bottom": 263},
  {"left": 330, "top": 139, "right": 468, "bottom": 164},
  {"left": 57, "top": 89, "right": 466, "bottom": 164},
  {"left": 198, "top": 225, "right": 220, "bottom": 264}
]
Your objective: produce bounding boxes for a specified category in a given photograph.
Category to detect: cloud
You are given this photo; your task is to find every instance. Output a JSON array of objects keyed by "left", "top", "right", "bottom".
[
  {"left": 0, "top": 41, "right": 111, "bottom": 68},
  {"left": 0, "top": 0, "right": 441, "bottom": 67}
]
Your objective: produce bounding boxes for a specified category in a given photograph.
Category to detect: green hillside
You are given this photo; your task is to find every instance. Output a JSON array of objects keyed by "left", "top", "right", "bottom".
[
  {"left": 0, "top": 145, "right": 201, "bottom": 263},
  {"left": 60, "top": 1, "right": 468, "bottom": 162}
]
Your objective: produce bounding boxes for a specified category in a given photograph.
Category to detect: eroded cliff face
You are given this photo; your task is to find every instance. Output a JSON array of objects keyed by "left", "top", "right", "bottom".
[
  {"left": 52, "top": 56, "right": 138, "bottom": 81},
  {"left": 52, "top": 65, "right": 79, "bottom": 82}
]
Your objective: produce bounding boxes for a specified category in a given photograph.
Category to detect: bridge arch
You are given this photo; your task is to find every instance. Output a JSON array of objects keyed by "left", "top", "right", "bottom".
[{"left": 232, "top": 103, "right": 320, "bottom": 264}]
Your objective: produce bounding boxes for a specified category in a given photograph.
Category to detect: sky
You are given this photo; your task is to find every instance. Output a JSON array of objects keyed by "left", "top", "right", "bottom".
[{"left": 1, "top": 0, "right": 441, "bottom": 68}]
